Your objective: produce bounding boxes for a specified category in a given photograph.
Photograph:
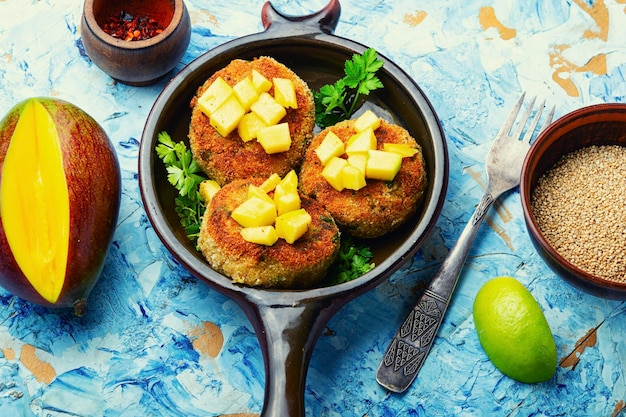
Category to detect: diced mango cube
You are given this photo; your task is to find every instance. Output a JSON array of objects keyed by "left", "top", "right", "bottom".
[
  {"left": 275, "top": 209, "right": 312, "bottom": 244},
  {"left": 366, "top": 149, "right": 403, "bottom": 181},
  {"left": 251, "top": 69, "right": 272, "bottom": 93},
  {"left": 233, "top": 77, "right": 259, "bottom": 111},
  {"left": 257, "top": 123, "right": 291, "bottom": 154},
  {"left": 238, "top": 112, "right": 267, "bottom": 142},
  {"left": 248, "top": 185, "right": 274, "bottom": 205},
  {"left": 210, "top": 95, "right": 246, "bottom": 137},
  {"left": 354, "top": 109, "right": 381, "bottom": 132},
  {"left": 322, "top": 156, "right": 348, "bottom": 191},
  {"left": 231, "top": 196, "right": 277, "bottom": 228},
  {"left": 345, "top": 128, "right": 377, "bottom": 154},
  {"left": 197, "top": 76, "right": 234, "bottom": 117},
  {"left": 383, "top": 142, "right": 419, "bottom": 158},
  {"left": 198, "top": 180, "right": 221, "bottom": 202},
  {"left": 260, "top": 173, "right": 281, "bottom": 193},
  {"left": 273, "top": 77, "right": 298, "bottom": 109},
  {"left": 240, "top": 226, "right": 279, "bottom": 246},
  {"left": 315, "top": 131, "right": 345, "bottom": 166},
  {"left": 274, "top": 183, "right": 301, "bottom": 216},
  {"left": 342, "top": 164, "right": 367, "bottom": 191},
  {"left": 347, "top": 153, "right": 368, "bottom": 174},
  {"left": 278, "top": 169, "right": 298, "bottom": 192},
  {"left": 250, "top": 93, "right": 287, "bottom": 126}
]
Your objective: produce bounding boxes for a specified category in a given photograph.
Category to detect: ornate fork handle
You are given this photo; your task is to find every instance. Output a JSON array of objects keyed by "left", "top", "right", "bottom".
[{"left": 376, "top": 188, "right": 502, "bottom": 393}]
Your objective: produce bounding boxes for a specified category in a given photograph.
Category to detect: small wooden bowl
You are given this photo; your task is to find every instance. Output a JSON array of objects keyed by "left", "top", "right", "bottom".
[
  {"left": 81, "top": 0, "right": 191, "bottom": 86},
  {"left": 520, "top": 104, "right": 626, "bottom": 300}
]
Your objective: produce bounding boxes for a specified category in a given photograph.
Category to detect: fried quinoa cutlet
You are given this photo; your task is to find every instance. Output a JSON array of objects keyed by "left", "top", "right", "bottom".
[
  {"left": 189, "top": 56, "right": 315, "bottom": 186},
  {"left": 299, "top": 119, "right": 428, "bottom": 239},
  {"left": 197, "top": 178, "right": 341, "bottom": 289}
]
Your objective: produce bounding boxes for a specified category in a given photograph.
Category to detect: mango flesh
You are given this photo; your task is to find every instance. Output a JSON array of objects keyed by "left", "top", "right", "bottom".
[{"left": 0, "top": 98, "right": 121, "bottom": 315}]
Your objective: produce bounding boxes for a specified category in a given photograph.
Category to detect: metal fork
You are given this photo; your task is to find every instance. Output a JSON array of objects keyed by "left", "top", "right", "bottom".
[{"left": 376, "top": 93, "right": 555, "bottom": 393}]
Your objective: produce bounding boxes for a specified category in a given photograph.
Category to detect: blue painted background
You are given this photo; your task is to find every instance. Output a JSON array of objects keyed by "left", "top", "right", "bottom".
[{"left": 0, "top": 0, "right": 625, "bottom": 416}]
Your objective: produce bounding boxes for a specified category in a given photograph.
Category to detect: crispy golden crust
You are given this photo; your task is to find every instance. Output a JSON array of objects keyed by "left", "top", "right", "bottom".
[
  {"left": 299, "top": 119, "right": 428, "bottom": 239},
  {"left": 189, "top": 57, "right": 315, "bottom": 186},
  {"left": 197, "top": 178, "right": 340, "bottom": 289}
]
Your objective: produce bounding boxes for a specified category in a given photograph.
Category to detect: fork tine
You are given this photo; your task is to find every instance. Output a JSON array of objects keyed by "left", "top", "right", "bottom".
[
  {"left": 541, "top": 105, "right": 556, "bottom": 132},
  {"left": 521, "top": 99, "right": 545, "bottom": 144},
  {"left": 497, "top": 92, "right": 526, "bottom": 137},
  {"left": 510, "top": 95, "right": 537, "bottom": 140}
]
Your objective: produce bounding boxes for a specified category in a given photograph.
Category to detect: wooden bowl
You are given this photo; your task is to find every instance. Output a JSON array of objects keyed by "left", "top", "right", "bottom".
[
  {"left": 138, "top": 1, "right": 449, "bottom": 415},
  {"left": 80, "top": 0, "right": 191, "bottom": 86},
  {"left": 520, "top": 104, "right": 626, "bottom": 300}
]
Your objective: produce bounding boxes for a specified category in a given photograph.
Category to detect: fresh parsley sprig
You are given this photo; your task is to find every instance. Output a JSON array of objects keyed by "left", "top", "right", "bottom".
[
  {"left": 155, "top": 131, "right": 207, "bottom": 244},
  {"left": 314, "top": 48, "right": 384, "bottom": 128},
  {"left": 327, "top": 236, "right": 375, "bottom": 285}
]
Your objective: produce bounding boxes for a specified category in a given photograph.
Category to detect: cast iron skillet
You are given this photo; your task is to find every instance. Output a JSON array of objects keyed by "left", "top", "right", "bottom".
[{"left": 138, "top": 1, "right": 449, "bottom": 415}]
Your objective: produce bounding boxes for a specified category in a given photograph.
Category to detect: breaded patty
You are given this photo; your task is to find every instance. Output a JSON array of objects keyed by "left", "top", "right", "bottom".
[
  {"left": 197, "top": 178, "right": 340, "bottom": 289},
  {"left": 189, "top": 56, "right": 315, "bottom": 186},
  {"left": 299, "top": 119, "right": 428, "bottom": 239}
]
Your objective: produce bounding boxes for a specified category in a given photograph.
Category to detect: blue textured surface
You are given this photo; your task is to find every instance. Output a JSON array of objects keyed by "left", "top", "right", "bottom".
[{"left": 0, "top": 0, "right": 625, "bottom": 416}]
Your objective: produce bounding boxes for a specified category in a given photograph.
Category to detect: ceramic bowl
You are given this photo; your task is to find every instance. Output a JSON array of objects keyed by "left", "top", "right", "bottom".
[
  {"left": 520, "top": 103, "right": 626, "bottom": 300},
  {"left": 80, "top": 0, "right": 191, "bottom": 86},
  {"left": 138, "top": 1, "right": 449, "bottom": 415}
]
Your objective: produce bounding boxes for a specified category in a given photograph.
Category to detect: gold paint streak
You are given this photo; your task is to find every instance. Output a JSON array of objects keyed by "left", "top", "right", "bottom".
[
  {"left": 19, "top": 344, "right": 56, "bottom": 384},
  {"left": 549, "top": 0, "right": 610, "bottom": 97},
  {"left": 613, "top": 401, "right": 626, "bottom": 417},
  {"left": 478, "top": 7, "right": 516, "bottom": 40},
  {"left": 572, "top": 0, "right": 608, "bottom": 41},
  {"left": 559, "top": 324, "right": 599, "bottom": 369},
  {"left": 3, "top": 347, "right": 16, "bottom": 360},
  {"left": 404, "top": 10, "right": 427, "bottom": 28},
  {"left": 191, "top": 9, "right": 219, "bottom": 27},
  {"left": 190, "top": 321, "right": 224, "bottom": 358}
]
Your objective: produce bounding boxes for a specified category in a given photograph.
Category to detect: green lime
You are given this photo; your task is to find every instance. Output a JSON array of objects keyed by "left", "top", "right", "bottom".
[{"left": 473, "top": 276, "right": 557, "bottom": 383}]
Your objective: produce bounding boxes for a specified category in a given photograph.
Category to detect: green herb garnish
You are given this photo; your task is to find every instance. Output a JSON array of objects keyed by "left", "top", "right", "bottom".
[
  {"left": 327, "top": 236, "right": 375, "bottom": 284},
  {"left": 155, "top": 131, "right": 207, "bottom": 244},
  {"left": 314, "top": 48, "right": 384, "bottom": 128}
]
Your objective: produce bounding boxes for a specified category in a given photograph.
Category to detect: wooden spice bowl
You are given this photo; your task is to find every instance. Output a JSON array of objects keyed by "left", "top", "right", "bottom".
[
  {"left": 81, "top": 0, "right": 191, "bottom": 86},
  {"left": 520, "top": 103, "right": 626, "bottom": 300}
]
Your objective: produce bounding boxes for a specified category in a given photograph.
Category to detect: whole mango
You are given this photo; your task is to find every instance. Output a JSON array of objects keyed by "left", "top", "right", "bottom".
[{"left": 0, "top": 97, "right": 121, "bottom": 316}]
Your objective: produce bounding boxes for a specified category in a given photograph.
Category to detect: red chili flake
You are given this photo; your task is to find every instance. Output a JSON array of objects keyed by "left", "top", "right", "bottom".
[{"left": 102, "top": 10, "right": 164, "bottom": 41}]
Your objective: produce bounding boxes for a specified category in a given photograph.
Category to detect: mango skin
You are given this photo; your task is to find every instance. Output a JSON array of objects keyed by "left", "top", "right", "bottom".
[{"left": 0, "top": 97, "right": 121, "bottom": 315}]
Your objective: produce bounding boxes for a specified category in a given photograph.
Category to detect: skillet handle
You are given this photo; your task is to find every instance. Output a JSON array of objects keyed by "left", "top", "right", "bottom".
[
  {"left": 243, "top": 294, "right": 338, "bottom": 417},
  {"left": 261, "top": 0, "right": 341, "bottom": 35}
]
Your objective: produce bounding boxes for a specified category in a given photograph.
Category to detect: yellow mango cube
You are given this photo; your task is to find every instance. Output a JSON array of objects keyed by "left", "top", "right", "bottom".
[
  {"left": 354, "top": 109, "right": 381, "bottom": 132},
  {"left": 251, "top": 69, "right": 273, "bottom": 93},
  {"left": 198, "top": 180, "right": 221, "bottom": 202},
  {"left": 231, "top": 196, "right": 277, "bottom": 228},
  {"left": 322, "top": 156, "right": 348, "bottom": 191},
  {"left": 278, "top": 169, "right": 298, "bottom": 192},
  {"left": 315, "top": 131, "right": 345, "bottom": 166},
  {"left": 274, "top": 184, "right": 301, "bottom": 216},
  {"left": 210, "top": 95, "right": 246, "bottom": 137},
  {"left": 197, "top": 76, "right": 234, "bottom": 117},
  {"left": 257, "top": 123, "right": 292, "bottom": 154},
  {"left": 250, "top": 93, "right": 287, "bottom": 126},
  {"left": 366, "top": 149, "right": 403, "bottom": 181},
  {"left": 273, "top": 77, "right": 298, "bottom": 109},
  {"left": 260, "top": 173, "right": 281, "bottom": 193},
  {"left": 233, "top": 77, "right": 259, "bottom": 111},
  {"left": 240, "top": 226, "right": 279, "bottom": 246},
  {"left": 383, "top": 142, "right": 419, "bottom": 158},
  {"left": 247, "top": 185, "right": 274, "bottom": 205},
  {"left": 342, "top": 165, "right": 367, "bottom": 190},
  {"left": 345, "top": 128, "right": 377, "bottom": 154},
  {"left": 347, "top": 153, "right": 368, "bottom": 174},
  {"left": 238, "top": 112, "right": 267, "bottom": 142},
  {"left": 275, "top": 209, "right": 312, "bottom": 244}
]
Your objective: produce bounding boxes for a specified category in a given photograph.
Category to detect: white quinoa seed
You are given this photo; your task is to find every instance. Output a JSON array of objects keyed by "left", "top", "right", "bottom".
[{"left": 530, "top": 145, "right": 626, "bottom": 283}]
